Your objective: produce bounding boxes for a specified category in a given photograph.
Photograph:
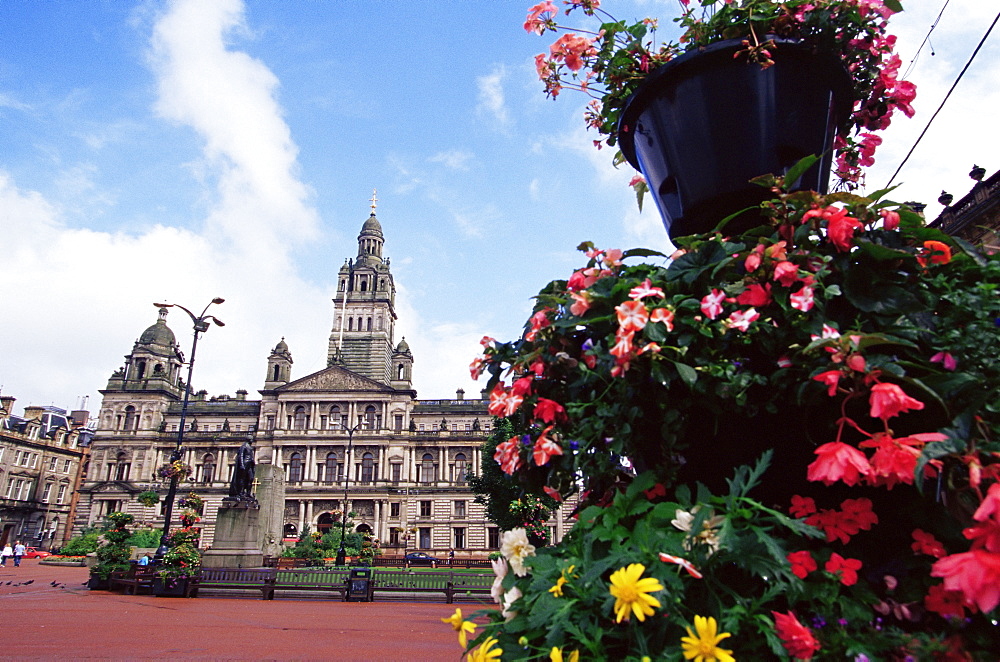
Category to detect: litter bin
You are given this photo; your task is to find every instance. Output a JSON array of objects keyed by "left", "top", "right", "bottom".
[{"left": 346, "top": 567, "right": 373, "bottom": 602}]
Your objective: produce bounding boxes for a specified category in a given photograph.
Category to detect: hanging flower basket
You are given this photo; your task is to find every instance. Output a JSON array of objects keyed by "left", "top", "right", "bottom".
[
  {"left": 618, "top": 38, "right": 853, "bottom": 239},
  {"left": 157, "top": 460, "right": 192, "bottom": 480}
]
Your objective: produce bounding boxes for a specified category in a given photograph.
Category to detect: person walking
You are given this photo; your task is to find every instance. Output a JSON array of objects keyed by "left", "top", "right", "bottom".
[
  {"left": 12, "top": 541, "right": 25, "bottom": 567},
  {"left": 1, "top": 543, "right": 12, "bottom": 567}
]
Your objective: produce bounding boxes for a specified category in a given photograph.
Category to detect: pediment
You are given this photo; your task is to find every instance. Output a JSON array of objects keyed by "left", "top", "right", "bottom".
[{"left": 280, "top": 365, "right": 395, "bottom": 394}]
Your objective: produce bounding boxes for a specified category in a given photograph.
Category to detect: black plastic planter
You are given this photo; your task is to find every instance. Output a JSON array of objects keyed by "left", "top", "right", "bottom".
[{"left": 618, "top": 38, "right": 853, "bottom": 240}]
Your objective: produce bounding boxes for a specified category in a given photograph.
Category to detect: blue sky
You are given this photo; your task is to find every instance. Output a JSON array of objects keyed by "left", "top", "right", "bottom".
[{"left": 2, "top": 0, "right": 998, "bottom": 415}]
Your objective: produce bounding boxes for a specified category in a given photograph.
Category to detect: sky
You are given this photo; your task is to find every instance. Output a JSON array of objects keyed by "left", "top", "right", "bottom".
[{"left": 1, "top": 0, "right": 998, "bottom": 416}]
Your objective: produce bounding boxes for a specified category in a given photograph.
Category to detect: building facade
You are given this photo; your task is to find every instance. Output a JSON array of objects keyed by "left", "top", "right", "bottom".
[
  {"left": 74, "top": 207, "right": 570, "bottom": 554},
  {"left": 0, "top": 396, "right": 92, "bottom": 549},
  {"left": 929, "top": 165, "right": 1000, "bottom": 250}
]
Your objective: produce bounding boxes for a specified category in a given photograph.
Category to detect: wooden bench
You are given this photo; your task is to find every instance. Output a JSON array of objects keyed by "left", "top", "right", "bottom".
[
  {"left": 446, "top": 572, "right": 495, "bottom": 603},
  {"left": 109, "top": 566, "right": 157, "bottom": 595},
  {"left": 370, "top": 570, "right": 455, "bottom": 600},
  {"left": 271, "top": 568, "right": 351, "bottom": 600},
  {"left": 193, "top": 567, "right": 277, "bottom": 599}
]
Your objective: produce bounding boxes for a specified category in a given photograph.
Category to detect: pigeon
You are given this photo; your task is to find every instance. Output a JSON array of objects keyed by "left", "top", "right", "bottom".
[
  {"left": 50, "top": 581, "right": 58, "bottom": 586},
  {"left": 23, "top": 580, "right": 32, "bottom": 585}
]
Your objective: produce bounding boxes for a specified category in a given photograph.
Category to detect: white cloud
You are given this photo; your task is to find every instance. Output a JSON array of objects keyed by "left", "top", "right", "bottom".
[
  {"left": 429, "top": 149, "right": 474, "bottom": 171},
  {"left": 477, "top": 65, "right": 510, "bottom": 127}
]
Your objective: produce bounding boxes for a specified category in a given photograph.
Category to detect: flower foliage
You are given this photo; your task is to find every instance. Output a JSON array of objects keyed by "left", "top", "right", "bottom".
[
  {"left": 526, "top": 0, "right": 913, "bottom": 189},
  {"left": 157, "top": 460, "right": 192, "bottom": 480},
  {"left": 465, "top": 171, "right": 1000, "bottom": 657},
  {"left": 158, "top": 526, "right": 201, "bottom": 579}
]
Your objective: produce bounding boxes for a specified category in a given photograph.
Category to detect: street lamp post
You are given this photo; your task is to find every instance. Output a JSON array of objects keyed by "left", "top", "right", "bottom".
[
  {"left": 153, "top": 298, "right": 225, "bottom": 560},
  {"left": 335, "top": 423, "right": 363, "bottom": 566}
]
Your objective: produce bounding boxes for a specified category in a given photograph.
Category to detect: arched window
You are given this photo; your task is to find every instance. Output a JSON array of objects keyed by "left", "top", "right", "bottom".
[
  {"left": 317, "top": 512, "right": 335, "bottom": 533},
  {"left": 348, "top": 318, "right": 354, "bottom": 331},
  {"left": 122, "top": 406, "right": 137, "bottom": 431},
  {"left": 324, "top": 452, "right": 338, "bottom": 483},
  {"left": 114, "top": 452, "right": 130, "bottom": 481},
  {"left": 283, "top": 523, "right": 298, "bottom": 538},
  {"left": 420, "top": 453, "right": 435, "bottom": 484},
  {"left": 397, "top": 363, "right": 405, "bottom": 380},
  {"left": 136, "top": 360, "right": 146, "bottom": 379},
  {"left": 289, "top": 453, "right": 303, "bottom": 483},
  {"left": 329, "top": 405, "right": 341, "bottom": 429},
  {"left": 367, "top": 317, "right": 373, "bottom": 331},
  {"left": 454, "top": 453, "right": 468, "bottom": 485},
  {"left": 272, "top": 364, "right": 280, "bottom": 381},
  {"left": 201, "top": 453, "right": 216, "bottom": 484},
  {"left": 293, "top": 406, "right": 308, "bottom": 430},
  {"left": 357, "top": 316, "right": 363, "bottom": 330},
  {"left": 377, "top": 317, "right": 383, "bottom": 331},
  {"left": 364, "top": 405, "right": 378, "bottom": 431},
  {"left": 360, "top": 279, "right": 367, "bottom": 292},
  {"left": 361, "top": 452, "right": 374, "bottom": 484}
]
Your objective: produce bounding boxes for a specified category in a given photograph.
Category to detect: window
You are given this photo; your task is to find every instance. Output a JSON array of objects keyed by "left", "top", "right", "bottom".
[
  {"left": 266, "top": 415, "right": 275, "bottom": 430},
  {"left": 329, "top": 406, "right": 342, "bottom": 429},
  {"left": 288, "top": 453, "right": 303, "bottom": 483},
  {"left": 454, "top": 527, "right": 466, "bottom": 549},
  {"left": 201, "top": 454, "right": 216, "bottom": 484},
  {"left": 361, "top": 452, "right": 374, "bottom": 484},
  {"left": 30, "top": 453, "right": 38, "bottom": 468},
  {"left": 324, "top": 452, "right": 338, "bottom": 484},
  {"left": 390, "top": 502, "right": 400, "bottom": 518},
  {"left": 488, "top": 527, "right": 500, "bottom": 549},
  {"left": 5, "top": 478, "right": 15, "bottom": 498},
  {"left": 41, "top": 482, "right": 53, "bottom": 502},
  {"left": 465, "top": 423, "right": 471, "bottom": 431},
  {"left": 48, "top": 457, "right": 58, "bottom": 471},
  {"left": 12, "top": 450, "right": 21, "bottom": 466},
  {"left": 293, "top": 406, "right": 308, "bottom": 430},
  {"left": 391, "top": 464, "right": 401, "bottom": 483},
  {"left": 364, "top": 405, "right": 378, "bottom": 430},
  {"left": 122, "top": 405, "right": 137, "bottom": 431},
  {"left": 420, "top": 453, "right": 435, "bottom": 483},
  {"left": 114, "top": 452, "right": 130, "bottom": 481},
  {"left": 0, "top": 448, "right": 4, "bottom": 462},
  {"left": 419, "top": 527, "right": 432, "bottom": 549},
  {"left": 454, "top": 500, "right": 466, "bottom": 518},
  {"left": 63, "top": 459, "right": 72, "bottom": 473},
  {"left": 394, "top": 414, "right": 403, "bottom": 432},
  {"left": 454, "top": 453, "right": 468, "bottom": 485},
  {"left": 389, "top": 529, "right": 400, "bottom": 546},
  {"left": 420, "top": 500, "right": 432, "bottom": 517}
]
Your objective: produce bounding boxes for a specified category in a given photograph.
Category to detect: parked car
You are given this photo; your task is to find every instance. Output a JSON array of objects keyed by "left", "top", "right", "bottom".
[
  {"left": 404, "top": 551, "right": 439, "bottom": 567},
  {"left": 25, "top": 548, "right": 52, "bottom": 559}
]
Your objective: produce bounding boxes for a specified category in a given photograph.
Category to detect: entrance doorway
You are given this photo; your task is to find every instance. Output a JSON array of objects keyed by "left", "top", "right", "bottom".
[{"left": 317, "top": 513, "right": 335, "bottom": 534}]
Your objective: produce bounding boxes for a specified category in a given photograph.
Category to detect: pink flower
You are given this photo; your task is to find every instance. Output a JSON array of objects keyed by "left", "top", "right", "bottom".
[
  {"left": 974, "top": 483, "right": 1000, "bottom": 525},
  {"left": 869, "top": 382, "right": 924, "bottom": 420},
  {"left": 773, "top": 261, "right": 800, "bottom": 287},
  {"left": 523, "top": 1, "right": 558, "bottom": 34},
  {"left": 930, "top": 351, "right": 957, "bottom": 371},
  {"left": 470, "top": 357, "right": 485, "bottom": 380},
  {"left": 912, "top": 529, "right": 947, "bottom": 559},
  {"left": 787, "top": 551, "right": 817, "bottom": 579},
  {"left": 931, "top": 549, "right": 1000, "bottom": 613},
  {"left": 790, "top": 285, "right": 814, "bottom": 312},
  {"left": 807, "top": 441, "right": 871, "bottom": 486},
  {"left": 569, "top": 291, "right": 591, "bottom": 316},
  {"left": 860, "top": 432, "right": 946, "bottom": 489},
  {"left": 628, "top": 278, "right": 664, "bottom": 300},
  {"left": 825, "top": 552, "right": 862, "bottom": 586},
  {"left": 480, "top": 335, "right": 496, "bottom": 348},
  {"left": 700, "top": 289, "right": 726, "bottom": 320},
  {"left": 511, "top": 376, "right": 534, "bottom": 397},
  {"left": 533, "top": 398, "right": 567, "bottom": 424},
  {"left": 812, "top": 370, "right": 842, "bottom": 397},
  {"left": 880, "top": 208, "right": 900, "bottom": 230},
  {"left": 649, "top": 307, "right": 674, "bottom": 331},
  {"left": 638, "top": 342, "right": 661, "bottom": 354},
  {"left": 628, "top": 174, "right": 645, "bottom": 187},
  {"left": 725, "top": 307, "right": 759, "bottom": 332},
  {"left": 609, "top": 330, "right": 634, "bottom": 360},
  {"left": 532, "top": 427, "right": 563, "bottom": 466},
  {"left": 488, "top": 383, "right": 524, "bottom": 418},
  {"left": 494, "top": 436, "right": 523, "bottom": 475},
  {"left": 772, "top": 611, "right": 821, "bottom": 660},
  {"left": 616, "top": 300, "right": 649, "bottom": 333},
  {"left": 826, "top": 208, "right": 864, "bottom": 252},
  {"left": 658, "top": 552, "right": 703, "bottom": 579}
]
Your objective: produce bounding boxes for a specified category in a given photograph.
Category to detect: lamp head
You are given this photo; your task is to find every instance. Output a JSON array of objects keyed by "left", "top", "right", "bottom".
[
  {"left": 153, "top": 303, "right": 172, "bottom": 309},
  {"left": 212, "top": 297, "right": 225, "bottom": 305}
]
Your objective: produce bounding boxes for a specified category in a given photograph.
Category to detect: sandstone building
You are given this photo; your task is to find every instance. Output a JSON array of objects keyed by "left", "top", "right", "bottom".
[{"left": 73, "top": 207, "right": 569, "bottom": 554}]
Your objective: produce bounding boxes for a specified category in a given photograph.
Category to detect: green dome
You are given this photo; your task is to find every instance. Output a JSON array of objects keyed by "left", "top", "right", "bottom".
[
  {"left": 139, "top": 310, "right": 176, "bottom": 347},
  {"left": 360, "top": 213, "right": 384, "bottom": 238}
]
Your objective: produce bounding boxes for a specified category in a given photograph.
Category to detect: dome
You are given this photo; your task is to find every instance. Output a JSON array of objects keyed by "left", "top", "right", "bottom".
[
  {"left": 360, "top": 213, "right": 384, "bottom": 238},
  {"left": 274, "top": 337, "right": 289, "bottom": 353},
  {"left": 138, "top": 309, "right": 176, "bottom": 347},
  {"left": 395, "top": 337, "right": 410, "bottom": 353}
]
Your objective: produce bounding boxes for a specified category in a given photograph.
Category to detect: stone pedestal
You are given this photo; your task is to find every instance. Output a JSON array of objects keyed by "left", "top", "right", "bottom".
[
  {"left": 256, "top": 462, "right": 286, "bottom": 559},
  {"left": 201, "top": 501, "right": 263, "bottom": 569}
]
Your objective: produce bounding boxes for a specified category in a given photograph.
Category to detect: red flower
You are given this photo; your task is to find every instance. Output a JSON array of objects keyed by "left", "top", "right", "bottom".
[
  {"left": 772, "top": 260, "right": 799, "bottom": 287},
  {"left": 825, "top": 207, "right": 864, "bottom": 252},
  {"left": 973, "top": 482, "right": 1000, "bottom": 525},
  {"left": 924, "top": 583, "right": 971, "bottom": 620},
  {"left": 916, "top": 240, "right": 952, "bottom": 267},
  {"left": 868, "top": 382, "right": 924, "bottom": 420},
  {"left": 787, "top": 551, "right": 817, "bottom": 579},
  {"left": 616, "top": 300, "right": 649, "bottom": 333},
  {"left": 912, "top": 529, "right": 947, "bottom": 558},
  {"left": 532, "top": 427, "right": 563, "bottom": 466},
  {"left": 628, "top": 278, "right": 665, "bottom": 300},
  {"left": 789, "top": 495, "right": 816, "bottom": 518},
  {"left": 649, "top": 307, "right": 674, "bottom": 331},
  {"left": 963, "top": 521, "right": 1000, "bottom": 554},
  {"left": 493, "top": 436, "right": 523, "bottom": 475},
  {"left": 824, "top": 552, "right": 862, "bottom": 586},
  {"left": 807, "top": 441, "right": 871, "bottom": 486},
  {"left": 736, "top": 282, "right": 772, "bottom": 307},
  {"left": 700, "top": 289, "right": 726, "bottom": 320},
  {"left": 511, "top": 376, "right": 534, "bottom": 397},
  {"left": 812, "top": 370, "right": 842, "bottom": 397},
  {"left": 772, "top": 611, "right": 821, "bottom": 660},
  {"left": 931, "top": 549, "right": 1000, "bottom": 613},
  {"left": 533, "top": 397, "right": 567, "bottom": 424},
  {"left": 840, "top": 498, "right": 879, "bottom": 532}
]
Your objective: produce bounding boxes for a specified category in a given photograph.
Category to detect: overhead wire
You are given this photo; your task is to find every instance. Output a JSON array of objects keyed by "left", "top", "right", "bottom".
[
  {"left": 884, "top": 10, "right": 1000, "bottom": 190},
  {"left": 900, "top": 0, "right": 950, "bottom": 80}
]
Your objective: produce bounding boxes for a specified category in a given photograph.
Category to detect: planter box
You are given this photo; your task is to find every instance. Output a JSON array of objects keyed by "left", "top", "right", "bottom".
[
  {"left": 152, "top": 577, "right": 195, "bottom": 597},
  {"left": 87, "top": 575, "right": 110, "bottom": 591}
]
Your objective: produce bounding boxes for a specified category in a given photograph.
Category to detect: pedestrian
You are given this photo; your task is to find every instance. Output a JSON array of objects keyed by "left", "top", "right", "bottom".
[
  {"left": 448, "top": 548, "right": 455, "bottom": 567},
  {"left": 12, "top": 541, "right": 25, "bottom": 567},
  {"left": 1, "top": 543, "right": 11, "bottom": 567}
]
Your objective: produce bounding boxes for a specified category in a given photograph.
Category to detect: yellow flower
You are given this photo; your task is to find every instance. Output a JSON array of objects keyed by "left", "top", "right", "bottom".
[
  {"left": 550, "top": 647, "right": 579, "bottom": 662},
  {"left": 680, "top": 615, "right": 735, "bottom": 662},
  {"left": 467, "top": 636, "right": 503, "bottom": 662},
  {"left": 441, "top": 608, "right": 477, "bottom": 648},
  {"left": 608, "top": 563, "right": 664, "bottom": 623},
  {"left": 549, "top": 574, "right": 569, "bottom": 597}
]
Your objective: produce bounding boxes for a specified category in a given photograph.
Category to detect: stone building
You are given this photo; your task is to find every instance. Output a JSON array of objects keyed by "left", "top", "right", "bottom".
[
  {"left": 0, "top": 395, "right": 93, "bottom": 549},
  {"left": 929, "top": 164, "right": 1000, "bottom": 250},
  {"left": 73, "top": 205, "right": 570, "bottom": 554}
]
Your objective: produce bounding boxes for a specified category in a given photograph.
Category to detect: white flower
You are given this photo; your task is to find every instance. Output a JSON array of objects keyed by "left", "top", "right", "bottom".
[
  {"left": 671, "top": 508, "right": 725, "bottom": 554},
  {"left": 501, "top": 586, "right": 522, "bottom": 622},
  {"left": 490, "top": 557, "right": 508, "bottom": 604},
  {"left": 500, "top": 528, "right": 536, "bottom": 576}
]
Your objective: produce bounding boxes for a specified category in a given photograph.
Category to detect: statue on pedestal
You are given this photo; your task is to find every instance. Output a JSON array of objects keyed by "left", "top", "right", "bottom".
[{"left": 227, "top": 437, "right": 257, "bottom": 503}]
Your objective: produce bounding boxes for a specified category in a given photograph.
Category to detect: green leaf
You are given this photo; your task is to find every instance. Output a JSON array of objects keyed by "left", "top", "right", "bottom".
[
  {"left": 884, "top": 0, "right": 903, "bottom": 12},
  {"left": 783, "top": 154, "right": 820, "bottom": 188},
  {"left": 672, "top": 360, "right": 698, "bottom": 385}
]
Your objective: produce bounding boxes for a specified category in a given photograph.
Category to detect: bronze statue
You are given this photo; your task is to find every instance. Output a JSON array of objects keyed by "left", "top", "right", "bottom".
[{"left": 228, "top": 437, "right": 256, "bottom": 501}]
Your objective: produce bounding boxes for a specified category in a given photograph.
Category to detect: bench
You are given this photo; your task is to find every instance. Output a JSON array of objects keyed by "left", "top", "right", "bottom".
[
  {"left": 109, "top": 566, "right": 157, "bottom": 595},
  {"left": 447, "top": 572, "right": 495, "bottom": 603},
  {"left": 193, "top": 567, "right": 277, "bottom": 599},
  {"left": 271, "top": 568, "right": 351, "bottom": 600},
  {"left": 370, "top": 570, "right": 455, "bottom": 601}
]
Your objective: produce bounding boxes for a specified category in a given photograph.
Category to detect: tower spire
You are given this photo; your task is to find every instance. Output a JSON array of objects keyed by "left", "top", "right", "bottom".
[{"left": 370, "top": 188, "right": 378, "bottom": 214}]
